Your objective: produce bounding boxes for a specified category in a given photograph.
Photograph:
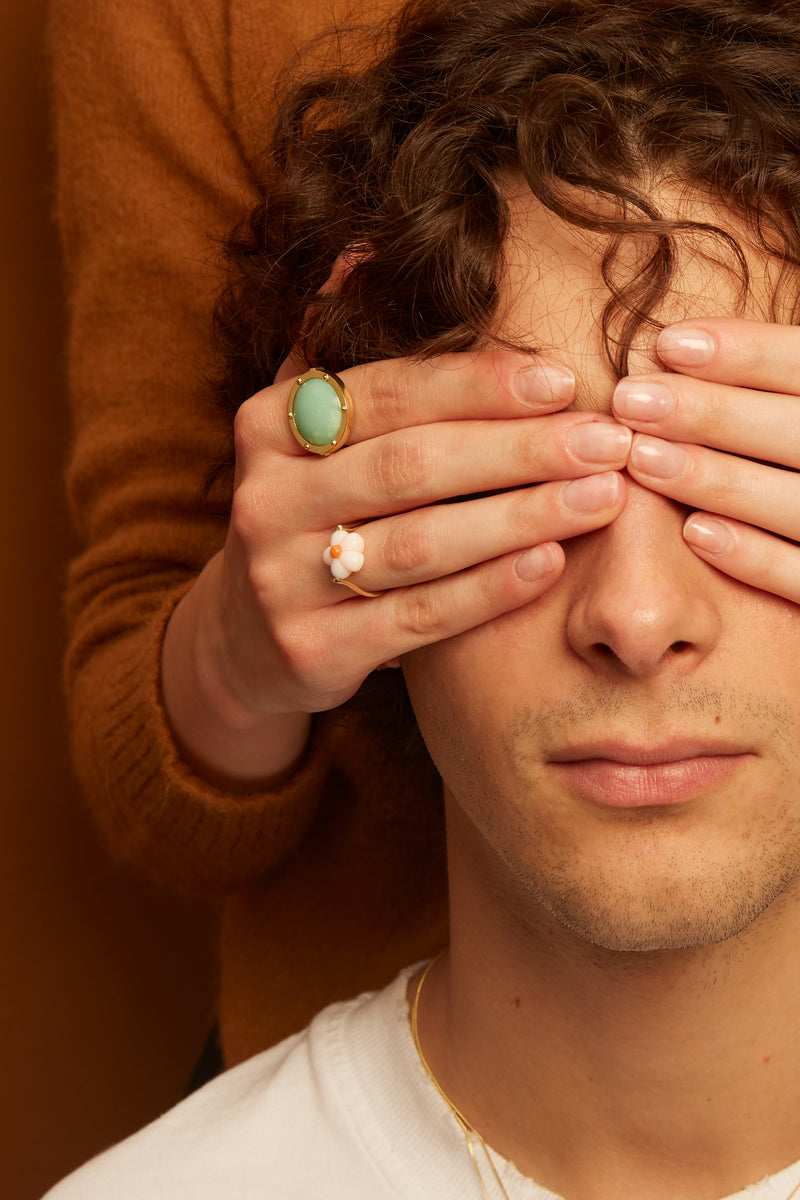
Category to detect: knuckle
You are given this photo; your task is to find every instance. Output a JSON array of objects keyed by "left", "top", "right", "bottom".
[
  {"left": 229, "top": 483, "right": 257, "bottom": 540},
  {"left": 272, "top": 616, "right": 359, "bottom": 708},
  {"left": 731, "top": 528, "right": 784, "bottom": 591},
  {"left": 514, "top": 429, "right": 547, "bottom": 475},
  {"left": 274, "top": 618, "right": 327, "bottom": 682},
  {"left": 362, "top": 363, "right": 414, "bottom": 425},
  {"left": 696, "top": 381, "right": 738, "bottom": 430},
  {"left": 470, "top": 566, "right": 498, "bottom": 613},
  {"left": 396, "top": 586, "right": 448, "bottom": 640},
  {"left": 370, "top": 431, "right": 428, "bottom": 497},
  {"left": 229, "top": 481, "right": 271, "bottom": 543},
  {"left": 700, "top": 469, "right": 736, "bottom": 508},
  {"left": 506, "top": 487, "right": 543, "bottom": 538},
  {"left": 381, "top": 519, "right": 436, "bottom": 577},
  {"left": 737, "top": 328, "right": 767, "bottom": 371},
  {"left": 701, "top": 383, "right": 728, "bottom": 417},
  {"left": 744, "top": 554, "right": 775, "bottom": 590},
  {"left": 716, "top": 320, "right": 774, "bottom": 379},
  {"left": 233, "top": 401, "right": 260, "bottom": 460},
  {"left": 706, "top": 318, "right": 752, "bottom": 361},
  {"left": 478, "top": 348, "right": 522, "bottom": 398},
  {"left": 243, "top": 554, "right": 282, "bottom": 615}
]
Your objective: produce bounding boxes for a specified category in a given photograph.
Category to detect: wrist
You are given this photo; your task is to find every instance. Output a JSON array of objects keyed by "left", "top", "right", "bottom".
[{"left": 162, "top": 556, "right": 311, "bottom": 788}]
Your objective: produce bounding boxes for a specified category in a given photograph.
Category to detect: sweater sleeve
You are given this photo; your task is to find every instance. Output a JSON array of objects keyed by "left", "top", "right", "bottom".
[{"left": 49, "top": 0, "right": 348, "bottom": 893}]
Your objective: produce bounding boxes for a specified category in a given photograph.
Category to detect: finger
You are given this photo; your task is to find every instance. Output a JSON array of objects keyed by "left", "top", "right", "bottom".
[
  {"left": 235, "top": 349, "right": 576, "bottom": 465},
  {"left": 683, "top": 514, "right": 800, "bottom": 605},
  {"left": 655, "top": 317, "right": 800, "bottom": 394},
  {"left": 613, "top": 372, "right": 800, "bottom": 466},
  {"left": 262, "top": 539, "right": 568, "bottom": 714},
  {"left": 342, "top": 350, "right": 576, "bottom": 441},
  {"left": 300, "top": 415, "right": 631, "bottom": 525},
  {"left": 329, "top": 541, "right": 569, "bottom": 672},
  {"left": 323, "top": 473, "right": 624, "bottom": 594},
  {"left": 628, "top": 434, "right": 800, "bottom": 540}
]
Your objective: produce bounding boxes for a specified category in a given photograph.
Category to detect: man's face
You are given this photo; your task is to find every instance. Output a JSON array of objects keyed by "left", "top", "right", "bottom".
[{"left": 402, "top": 184, "right": 800, "bottom": 953}]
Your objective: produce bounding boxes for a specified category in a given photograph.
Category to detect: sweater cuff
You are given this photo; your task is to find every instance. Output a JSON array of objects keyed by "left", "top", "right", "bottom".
[{"left": 76, "top": 586, "right": 332, "bottom": 894}]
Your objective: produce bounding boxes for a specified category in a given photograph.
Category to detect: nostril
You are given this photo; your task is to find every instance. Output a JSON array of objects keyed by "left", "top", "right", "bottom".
[
  {"left": 591, "top": 639, "right": 690, "bottom": 667},
  {"left": 594, "top": 643, "right": 616, "bottom": 658}
]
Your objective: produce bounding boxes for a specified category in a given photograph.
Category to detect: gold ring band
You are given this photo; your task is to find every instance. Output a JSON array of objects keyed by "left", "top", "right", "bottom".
[{"left": 333, "top": 578, "right": 383, "bottom": 599}]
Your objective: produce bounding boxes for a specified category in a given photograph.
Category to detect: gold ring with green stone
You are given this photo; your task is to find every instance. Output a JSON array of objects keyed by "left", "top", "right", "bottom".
[{"left": 287, "top": 367, "right": 354, "bottom": 456}]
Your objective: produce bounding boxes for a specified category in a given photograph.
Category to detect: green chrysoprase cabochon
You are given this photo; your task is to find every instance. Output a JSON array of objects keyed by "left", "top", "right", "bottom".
[{"left": 292, "top": 376, "right": 345, "bottom": 446}]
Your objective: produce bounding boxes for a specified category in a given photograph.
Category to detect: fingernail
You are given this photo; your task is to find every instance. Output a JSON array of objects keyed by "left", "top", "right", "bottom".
[
  {"left": 562, "top": 472, "right": 621, "bottom": 513},
  {"left": 613, "top": 378, "right": 675, "bottom": 421},
  {"left": 657, "top": 327, "right": 715, "bottom": 367},
  {"left": 683, "top": 516, "right": 733, "bottom": 555},
  {"left": 515, "top": 543, "right": 558, "bottom": 582},
  {"left": 629, "top": 435, "right": 688, "bottom": 479},
  {"left": 516, "top": 360, "right": 575, "bottom": 405},
  {"left": 567, "top": 420, "right": 631, "bottom": 464}
]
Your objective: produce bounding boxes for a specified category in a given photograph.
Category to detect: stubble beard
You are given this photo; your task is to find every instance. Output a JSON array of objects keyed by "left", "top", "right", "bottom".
[{"left": 469, "top": 685, "right": 800, "bottom": 957}]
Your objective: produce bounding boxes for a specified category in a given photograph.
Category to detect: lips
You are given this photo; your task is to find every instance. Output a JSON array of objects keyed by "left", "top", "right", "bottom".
[{"left": 547, "top": 741, "right": 754, "bottom": 808}]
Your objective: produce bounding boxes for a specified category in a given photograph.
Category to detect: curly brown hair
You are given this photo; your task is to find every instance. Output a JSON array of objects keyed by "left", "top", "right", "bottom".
[{"left": 215, "top": 0, "right": 800, "bottom": 414}]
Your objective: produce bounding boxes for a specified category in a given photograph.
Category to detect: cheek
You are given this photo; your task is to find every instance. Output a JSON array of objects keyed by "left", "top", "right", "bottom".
[
  {"left": 726, "top": 589, "right": 800, "bottom": 702},
  {"left": 403, "top": 631, "right": 571, "bottom": 883},
  {"left": 403, "top": 637, "right": 482, "bottom": 749},
  {"left": 402, "top": 618, "right": 546, "bottom": 820},
  {"left": 402, "top": 595, "right": 566, "bottom": 766},
  {"left": 403, "top": 633, "right": 502, "bottom": 795}
]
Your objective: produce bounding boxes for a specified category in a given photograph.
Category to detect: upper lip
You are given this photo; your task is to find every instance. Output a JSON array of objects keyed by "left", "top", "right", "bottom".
[{"left": 548, "top": 740, "right": 751, "bottom": 766}]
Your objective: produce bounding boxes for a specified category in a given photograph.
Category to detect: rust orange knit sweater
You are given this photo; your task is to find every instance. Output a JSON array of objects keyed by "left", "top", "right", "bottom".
[{"left": 50, "top": 0, "right": 447, "bottom": 1065}]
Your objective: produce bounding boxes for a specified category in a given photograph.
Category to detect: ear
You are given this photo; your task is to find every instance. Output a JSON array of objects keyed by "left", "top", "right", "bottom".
[{"left": 273, "top": 244, "right": 373, "bottom": 385}]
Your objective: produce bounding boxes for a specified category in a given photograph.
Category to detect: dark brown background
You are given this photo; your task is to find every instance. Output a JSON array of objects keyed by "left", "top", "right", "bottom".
[{"left": 1, "top": 3, "right": 219, "bottom": 1196}]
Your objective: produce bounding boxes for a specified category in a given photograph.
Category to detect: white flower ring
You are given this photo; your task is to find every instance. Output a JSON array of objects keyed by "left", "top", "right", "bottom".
[{"left": 323, "top": 526, "right": 365, "bottom": 580}]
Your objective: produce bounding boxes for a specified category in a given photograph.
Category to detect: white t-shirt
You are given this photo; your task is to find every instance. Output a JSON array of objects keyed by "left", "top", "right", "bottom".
[{"left": 43, "top": 966, "right": 800, "bottom": 1199}]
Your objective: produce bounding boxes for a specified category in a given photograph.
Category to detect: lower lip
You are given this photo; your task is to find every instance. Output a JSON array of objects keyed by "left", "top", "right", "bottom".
[{"left": 549, "top": 755, "right": 749, "bottom": 808}]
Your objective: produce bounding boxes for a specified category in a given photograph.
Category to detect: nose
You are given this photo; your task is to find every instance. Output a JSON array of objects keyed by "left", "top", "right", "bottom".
[{"left": 565, "top": 480, "right": 721, "bottom": 679}]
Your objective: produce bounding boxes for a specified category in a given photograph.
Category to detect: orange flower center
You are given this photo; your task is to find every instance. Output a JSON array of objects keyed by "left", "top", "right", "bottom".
[{"left": 330, "top": 544, "right": 342, "bottom": 558}]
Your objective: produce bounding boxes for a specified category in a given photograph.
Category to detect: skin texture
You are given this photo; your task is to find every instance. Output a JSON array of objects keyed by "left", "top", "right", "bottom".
[
  {"left": 162, "top": 177, "right": 800, "bottom": 793},
  {"left": 403, "top": 189, "right": 800, "bottom": 1200}
]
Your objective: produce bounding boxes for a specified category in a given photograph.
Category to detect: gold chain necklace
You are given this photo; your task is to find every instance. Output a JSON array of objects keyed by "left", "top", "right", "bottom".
[
  {"left": 411, "top": 957, "right": 511, "bottom": 1200},
  {"left": 410, "top": 958, "right": 800, "bottom": 1200}
]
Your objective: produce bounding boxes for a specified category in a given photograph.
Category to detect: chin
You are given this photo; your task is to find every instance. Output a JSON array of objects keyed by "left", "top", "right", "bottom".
[{"left": 520, "top": 860, "right": 797, "bottom": 955}]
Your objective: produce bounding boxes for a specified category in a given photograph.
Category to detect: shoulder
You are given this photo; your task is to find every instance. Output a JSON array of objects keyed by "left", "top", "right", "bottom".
[{"left": 42, "top": 970, "right": 416, "bottom": 1200}]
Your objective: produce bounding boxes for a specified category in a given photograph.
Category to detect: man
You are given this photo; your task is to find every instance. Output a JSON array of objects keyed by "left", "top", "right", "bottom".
[{"left": 46, "top": 0, "right": 800, "bottom": 1196}]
